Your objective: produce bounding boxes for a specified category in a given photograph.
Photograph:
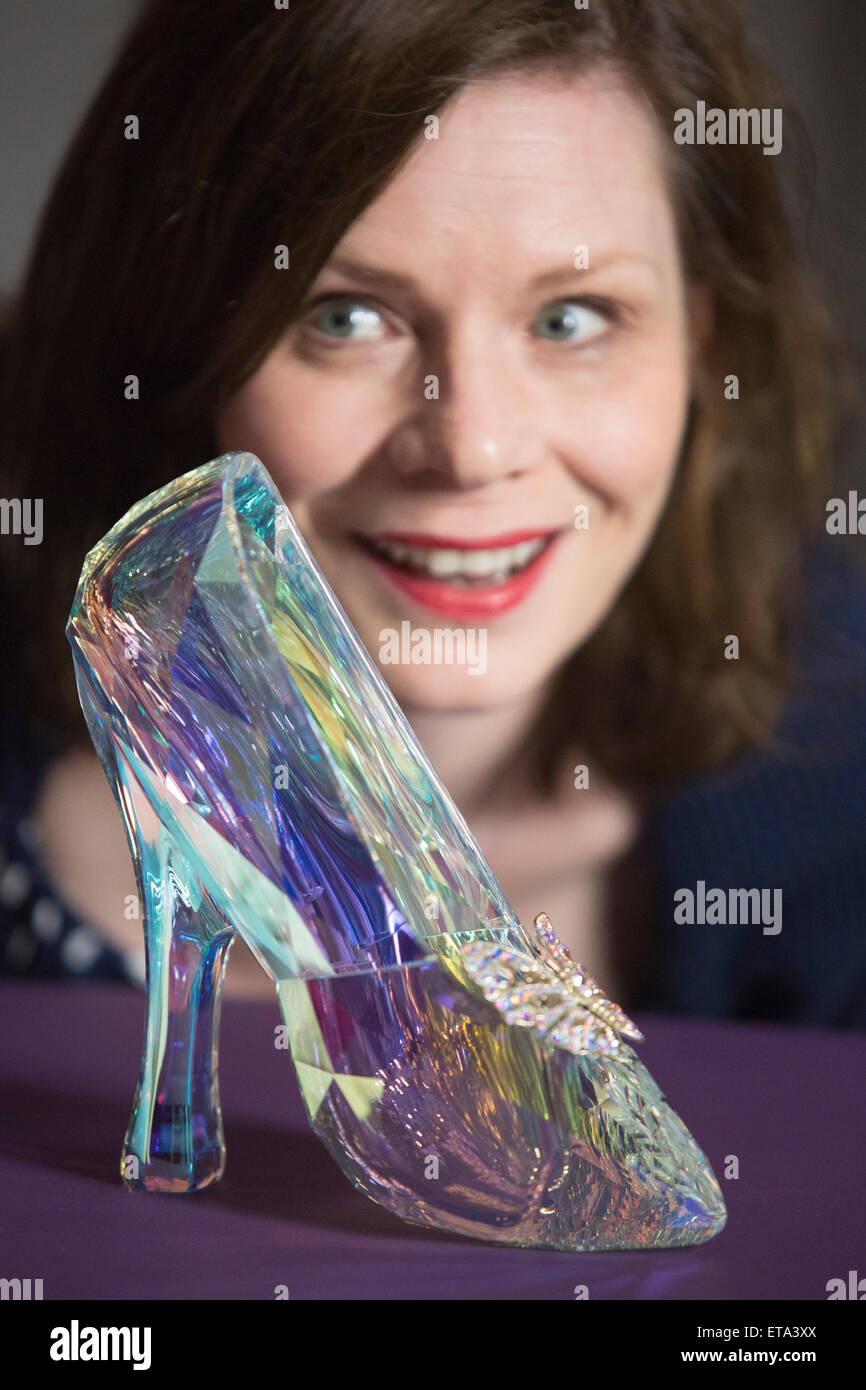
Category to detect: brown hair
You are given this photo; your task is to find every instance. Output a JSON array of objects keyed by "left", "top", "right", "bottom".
[{"left": 0, "top": 0, "right": 852, "bottom": 794}]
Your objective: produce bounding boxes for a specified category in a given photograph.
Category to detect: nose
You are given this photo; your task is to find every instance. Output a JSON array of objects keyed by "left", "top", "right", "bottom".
[{"left": 386, "top": 324, "right": 541, "bottom": 490}]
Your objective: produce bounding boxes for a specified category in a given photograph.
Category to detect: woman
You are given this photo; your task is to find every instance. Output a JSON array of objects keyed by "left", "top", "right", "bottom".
[{"left": 1, "top": 0, "right": 864, "bottom": 1023}]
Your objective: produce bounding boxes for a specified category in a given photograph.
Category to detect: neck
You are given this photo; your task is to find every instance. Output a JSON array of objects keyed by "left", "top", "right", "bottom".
[{"left": 401, "top": 683, "right": 552, "bottom": 819}]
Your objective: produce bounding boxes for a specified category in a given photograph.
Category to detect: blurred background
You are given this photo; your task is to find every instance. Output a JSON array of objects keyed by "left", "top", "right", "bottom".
[{"left": 1, "top": 0, "right": 864, "bottom": 485}]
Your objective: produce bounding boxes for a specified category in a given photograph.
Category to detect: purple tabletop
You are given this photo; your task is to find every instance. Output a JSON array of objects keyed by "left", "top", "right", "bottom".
[{"left": 0, "top": 981, "right": 862, "bottom": 1300}]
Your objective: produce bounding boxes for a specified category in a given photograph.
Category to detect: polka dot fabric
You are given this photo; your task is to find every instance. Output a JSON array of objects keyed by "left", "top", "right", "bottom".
[{"left": 0, "top": 712, "right": 143, "bottom": 986}]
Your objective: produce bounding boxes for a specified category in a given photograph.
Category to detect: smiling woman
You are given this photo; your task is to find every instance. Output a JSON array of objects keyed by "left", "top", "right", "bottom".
[
  {"left": 0, "top": 0, "right": 864, "bottom": 1025},
  {"left": 215, "top": 71, "right": 698, "bottom": 722}
]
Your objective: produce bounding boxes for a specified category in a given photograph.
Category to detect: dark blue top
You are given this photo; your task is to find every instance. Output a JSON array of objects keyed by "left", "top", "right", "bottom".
[
  {"left": 643, "top": 542, "right": 866, "bottom": 1027},
  {"left": 2, "top": 540, "right": 865, "bottom": 1025}
]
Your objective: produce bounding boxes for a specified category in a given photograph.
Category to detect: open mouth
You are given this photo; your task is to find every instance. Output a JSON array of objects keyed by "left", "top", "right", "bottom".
[
  {"left": 352, "top": 527, "right": 563, "bottom": 620},
  {"left": 355, "top": 532, "right": 557, "bottom": 588}
]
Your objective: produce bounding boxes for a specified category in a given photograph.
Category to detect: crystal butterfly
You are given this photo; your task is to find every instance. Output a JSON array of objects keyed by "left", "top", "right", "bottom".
[{"left": 459, "top": 912, "right": 644, "bottom": 1056}]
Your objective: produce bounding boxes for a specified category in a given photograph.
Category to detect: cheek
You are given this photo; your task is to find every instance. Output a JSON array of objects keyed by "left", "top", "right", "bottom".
[
  {"left": 215, "top": 360, "right": 391, "bottom": 501},
  {"left": 555, "top": 346, "right": 691, "bottom": 506}
]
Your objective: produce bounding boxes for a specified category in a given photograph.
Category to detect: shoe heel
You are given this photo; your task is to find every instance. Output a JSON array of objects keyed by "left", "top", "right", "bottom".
[{"left": 117, "top": 763, "right": 236, "bottom": 1194}]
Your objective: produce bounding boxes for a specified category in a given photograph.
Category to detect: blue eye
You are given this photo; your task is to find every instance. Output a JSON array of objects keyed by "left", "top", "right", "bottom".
[
  {"left": 308, "top": 299, "right": 385, "bottom": 340},
  {"left": 533, "top": 301, "right": 609, "bottom": 344}
]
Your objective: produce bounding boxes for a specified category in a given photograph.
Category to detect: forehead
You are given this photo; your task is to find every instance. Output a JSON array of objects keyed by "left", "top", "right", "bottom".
[{"left": 329, "top": 71, "right": 677, "bottom": 278}]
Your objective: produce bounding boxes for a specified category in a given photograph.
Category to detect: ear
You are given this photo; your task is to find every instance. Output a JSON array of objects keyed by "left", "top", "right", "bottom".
[{"left": 686, "top": 283, "right": 714, "bottom": 369}]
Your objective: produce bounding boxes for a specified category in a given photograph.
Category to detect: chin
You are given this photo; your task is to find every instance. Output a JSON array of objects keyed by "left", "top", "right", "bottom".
[
  {"left": 362, "top": 630, "right": 565, "bottom": 714},
  {"left": 375, "top": 664, "right": 523, "bottom": 713},
  {"left": 339, "top": 587, "right": 593, "bottom": 704}
]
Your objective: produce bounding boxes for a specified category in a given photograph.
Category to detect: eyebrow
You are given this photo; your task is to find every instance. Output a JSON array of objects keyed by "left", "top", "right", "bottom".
[{"left": 322, "top": 251, "right": 659, "bottom": 293}]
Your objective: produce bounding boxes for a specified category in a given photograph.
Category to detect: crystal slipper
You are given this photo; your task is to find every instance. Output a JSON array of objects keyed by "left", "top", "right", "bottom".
[{"left": 66, "top": 451, "right": 726, "bottom": 1251}]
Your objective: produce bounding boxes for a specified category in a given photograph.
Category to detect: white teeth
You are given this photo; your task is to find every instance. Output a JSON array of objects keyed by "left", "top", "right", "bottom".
[
  {"left": 426, "top": 550, "right": 461, "bottom": 578},
  {"left": 461, "top": 549, "right": 498, "bottom": 578},
  {"left": 367, "top": 535, "right": 548, "bottom": 581}
]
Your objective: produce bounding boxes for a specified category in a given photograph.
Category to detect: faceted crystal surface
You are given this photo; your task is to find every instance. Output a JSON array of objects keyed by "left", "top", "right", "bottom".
[{"left": 67, "top": 451, "right": 727, "bottom": 1249}]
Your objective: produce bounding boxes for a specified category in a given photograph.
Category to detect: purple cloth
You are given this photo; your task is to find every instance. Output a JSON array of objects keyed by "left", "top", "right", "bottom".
[{"left": 1, "top": 982, "right": 862, "bottom": 1299}]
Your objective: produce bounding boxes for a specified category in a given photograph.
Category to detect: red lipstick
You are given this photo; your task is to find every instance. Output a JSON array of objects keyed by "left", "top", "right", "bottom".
[{"left": 358, "top": 528, "right": 562, "bottom": 620}]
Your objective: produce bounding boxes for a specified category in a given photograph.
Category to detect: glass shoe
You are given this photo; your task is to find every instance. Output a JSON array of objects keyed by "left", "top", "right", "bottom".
[{"left": 66, "top": 451, "right": 727, "bottom": 1251}]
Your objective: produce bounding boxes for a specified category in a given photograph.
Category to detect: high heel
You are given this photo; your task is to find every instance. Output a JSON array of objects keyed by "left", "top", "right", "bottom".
[
  {"left": 67, "top": 452, "right": 726, "bottom": 1250},
  {"left": 116, "top": 801, "right": 235, "bottom": 1195}
]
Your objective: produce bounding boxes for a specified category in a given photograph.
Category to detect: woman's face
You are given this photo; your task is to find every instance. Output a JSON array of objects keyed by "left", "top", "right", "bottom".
[{"left": 216, "top": 70, "right": 705, "bottom": 712}]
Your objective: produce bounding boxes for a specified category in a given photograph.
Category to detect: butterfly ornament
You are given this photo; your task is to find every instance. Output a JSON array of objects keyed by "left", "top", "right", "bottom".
[{"left": 460, "top": 913, "right": 644, "bottom": 1056}]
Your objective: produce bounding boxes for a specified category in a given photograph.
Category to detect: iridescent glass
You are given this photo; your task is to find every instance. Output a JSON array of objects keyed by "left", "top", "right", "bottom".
[{"left": 67, "top": 452, "right": 726, "bottom": 1250}]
